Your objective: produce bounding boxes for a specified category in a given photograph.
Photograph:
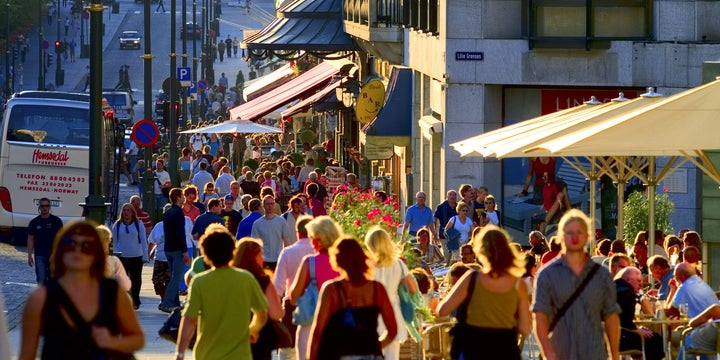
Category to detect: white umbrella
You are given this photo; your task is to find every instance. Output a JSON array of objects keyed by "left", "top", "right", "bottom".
[
  {"left": 525, "top": 78, "right": 720, "bottom": 255},
  {"left": 179, "top": 119, "right": 282, "bottom": 134}
]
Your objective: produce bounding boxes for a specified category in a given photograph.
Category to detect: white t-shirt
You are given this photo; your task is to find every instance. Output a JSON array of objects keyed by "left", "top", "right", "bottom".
[{"left": 189, "top": 134, "right": 207, "bottom": 151}]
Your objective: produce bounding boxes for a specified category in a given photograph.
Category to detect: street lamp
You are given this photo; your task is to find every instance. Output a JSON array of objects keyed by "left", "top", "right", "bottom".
[{"left": 5, "top": 1, "right": 10, "bottom": 96}]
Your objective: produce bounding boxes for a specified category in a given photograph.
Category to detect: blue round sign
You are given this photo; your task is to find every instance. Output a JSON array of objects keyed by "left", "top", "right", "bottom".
[{"left": 131, "top": 119, "right": 160, "bottom": 147}]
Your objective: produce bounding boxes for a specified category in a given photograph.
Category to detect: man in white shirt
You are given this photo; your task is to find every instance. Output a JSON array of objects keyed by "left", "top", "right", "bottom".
[
  {"left": 214, "top": 165, "right": 235, "bottom": 196},
  {"left": 281, "top": 195, "right": 306, "bottom": 245},
  {"left": 192, "top": 161, "right": 214, "bottom": 192},
  {"left": 153, "top": 159, "right": 172, "bottom": 216},
  {"left": 273, "top": 215, "right": 314, "bottom": 360},
  {"left": 189, "top": 132, "right": 207, "bottom": 152},
  {"left": 251, "top": 195, "right": 291, "bottom": 271}
]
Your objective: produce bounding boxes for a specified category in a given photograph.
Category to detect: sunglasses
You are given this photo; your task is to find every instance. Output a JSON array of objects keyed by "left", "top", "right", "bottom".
[{"left": 61, "top": 237, "right": 95, "bottom": 255}]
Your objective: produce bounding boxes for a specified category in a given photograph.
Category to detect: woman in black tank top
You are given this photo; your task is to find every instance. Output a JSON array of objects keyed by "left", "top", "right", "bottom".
[
  {"left": 18, "top": 221, "right": 144, "bottom": 360},
  {"left": 309, "top": 237, "right": 397, "bottom": 360}
]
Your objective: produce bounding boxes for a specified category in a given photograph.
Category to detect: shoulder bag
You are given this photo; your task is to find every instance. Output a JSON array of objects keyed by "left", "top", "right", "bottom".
[
  {"left": 548, "top": 262, "right": 601, "bottom": 332},
  {"left": 292, "top": 256, "right": 318, "bottom": 326},
  {"left": 448, "top": 270, "right": 479, "bottom": 360},
  {"left": 155, "top": 172, "right": 170, "bottom": 198},
  {"left": 444, "top": 216, "right": 461, "bottom": 251}
]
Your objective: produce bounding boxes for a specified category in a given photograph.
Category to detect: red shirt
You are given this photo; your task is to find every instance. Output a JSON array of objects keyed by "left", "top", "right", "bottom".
[
  {"left": 183, "top": 204, "right": 201, "bottom": 222},
  {"left": 136, "top": 208, "right": 153, "bottom": 234}
]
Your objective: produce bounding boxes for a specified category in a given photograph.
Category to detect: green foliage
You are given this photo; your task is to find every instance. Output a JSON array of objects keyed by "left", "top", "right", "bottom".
[
  {"left": 622, "top": 190, "right": 675, "bottom": 243},
  {"left": 289, "top": 152, "right": 304, "bottom": 166},
  {"left": 1, "top": 0, "right": 41, "bottom": 48},
  {"left": 242, "top": 158, "right": 259, "bottom": 172}
]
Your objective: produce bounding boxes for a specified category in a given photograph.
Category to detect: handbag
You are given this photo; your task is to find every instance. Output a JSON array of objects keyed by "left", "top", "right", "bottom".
[
  {"left": 155, "top": 172, "right": 170, "bottom": 197},
  {"left": 449, "top": 270, "right": 479, "bottom": 360},
  {"left": 254, "top": 320, "right": 293, "bottom": 351},
  {"left": 158, "top": 307, "right": 196, "bottom": 349},
  {"left": 444, "top": 216, "right": 461, "bottom": 251},
  {"left": 397, "top": 260, "right": 424, "bottom": 342},
  {"left": 397, "top": 260, "right": 418, "bottom": 322},
  {"left": 292, "top": 256, "right": 318, "bottom": 326}
]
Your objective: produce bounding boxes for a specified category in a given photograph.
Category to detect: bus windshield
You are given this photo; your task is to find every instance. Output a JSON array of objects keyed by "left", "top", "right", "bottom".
[{"left": 6, "top": 105, "right": 89, "bottom": 146}]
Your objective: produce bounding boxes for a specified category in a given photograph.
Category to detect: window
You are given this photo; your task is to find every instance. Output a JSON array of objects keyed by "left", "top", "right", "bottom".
[
  {"left": 7, "top": 105, "right": 90, "bottom": 146},
  {"left": 526, "top": 0, "right": 651, "bottom": 49}
]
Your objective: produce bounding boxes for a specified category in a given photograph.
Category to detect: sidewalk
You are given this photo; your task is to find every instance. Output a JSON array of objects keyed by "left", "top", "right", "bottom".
[{"left": 11, "top": 0, "right": 130, "bottom": 93}]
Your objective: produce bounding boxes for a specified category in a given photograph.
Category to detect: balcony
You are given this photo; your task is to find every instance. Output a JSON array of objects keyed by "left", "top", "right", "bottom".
[{"left": 344, "top": 0, "right": 405, "bottom": 63}]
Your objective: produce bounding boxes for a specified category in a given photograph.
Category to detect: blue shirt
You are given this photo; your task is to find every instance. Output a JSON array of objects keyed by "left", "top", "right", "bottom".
[
  {"left": 658, "top": 268, "right": 674, "bottom": 301},
  {"left": 192, "top": 212, "right": 224, "bottom": 238},
  {"left": 236, "top": 212, "right": 263, "bottom": 239},
  {"left": 405, "top": 204, "right": 434, "bottom": 236},
  {"left": 672, "top": 275, "right": 717, "bottom": 318},
  {"left": 433, "top": 201, "right": 457, "bottom": 237}
]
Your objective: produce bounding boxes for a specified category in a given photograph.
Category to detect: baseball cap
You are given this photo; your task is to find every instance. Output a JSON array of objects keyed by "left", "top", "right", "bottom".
[{"left": 224, "top": 194, "right": 234, "bottom": 201}]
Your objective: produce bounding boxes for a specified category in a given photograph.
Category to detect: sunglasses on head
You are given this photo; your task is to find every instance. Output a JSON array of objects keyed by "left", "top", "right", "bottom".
[{"left": 61, "top": 237, "right": 95, "bottom": 255}]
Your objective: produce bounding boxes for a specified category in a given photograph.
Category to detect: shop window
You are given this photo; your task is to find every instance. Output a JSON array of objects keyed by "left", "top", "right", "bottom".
[{"left": 526, "top": 0, "right": 651, "bottom": 49}]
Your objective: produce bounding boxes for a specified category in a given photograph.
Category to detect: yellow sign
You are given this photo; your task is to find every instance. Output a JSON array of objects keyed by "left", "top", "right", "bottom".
[{"left": 355, "top": 79, "right": 386, "bottom": 124}]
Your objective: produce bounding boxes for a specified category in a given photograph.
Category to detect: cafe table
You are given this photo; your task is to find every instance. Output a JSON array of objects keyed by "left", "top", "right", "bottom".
[{"left": 634, "top": 315, "right": 689, "bottom": 357}]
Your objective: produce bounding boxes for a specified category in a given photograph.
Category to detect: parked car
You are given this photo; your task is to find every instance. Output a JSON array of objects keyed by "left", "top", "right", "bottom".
[
  {"left": 180, "top": 22, "right": 201, "bottom": 40},
  {"left": 103, "top": 90, "right": 136, "bottom": 126},
  {"left": 154, "top": 91, "right": 169, "bottom": 119},
  {"left": 119, "top": 30, "right": 141, "bottom": 49}
]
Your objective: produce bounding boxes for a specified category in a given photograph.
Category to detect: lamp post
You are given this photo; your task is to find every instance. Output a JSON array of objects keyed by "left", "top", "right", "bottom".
[
  {"left": 5, "top": 0, "right": 10, "bottom": 96},
  {"left": 181, "top": 0, "right": 187, "bottom": 129},
  {"left": 85, "top": 0, "right": 106, "bottom": 224},
  {"left": 141, "top": 0, "right": 154, "bottom": 216},
  {"left": 192, "top": 0, "right": 197, "bottom": 122},
  {"left": 38, "top": 0, "right": 45, "bottom": 90},
  {"left": 168, "top": 0, "right": 178, "bottom": 186},
  {"left": 55, "top": 0, "right": 63, "bottom": 86}
]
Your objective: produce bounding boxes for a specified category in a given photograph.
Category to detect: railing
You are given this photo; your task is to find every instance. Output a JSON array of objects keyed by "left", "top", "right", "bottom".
[
  {"left": 403, "top": 0, "right": 437, "bottom": 34},
  {"left": 344, "top": 0, "right": 403, "bottom": 27}
]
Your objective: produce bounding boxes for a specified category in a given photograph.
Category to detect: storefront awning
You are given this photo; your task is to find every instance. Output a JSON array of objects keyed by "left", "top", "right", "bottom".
[
  {"left": 229, "top": 62, "right": 339, "bottom": 121},
  {"left": 243, "top": 0, "right": 358, "bottom": 59},
  {"left": 243, "top": 62, "right": 296, "bottom": 101},
  {"left": 361, "top": 66, "right": 413, "bottom": 147},
  {"left": 281, "top": 78, "right": 343, "bottom": 118}
]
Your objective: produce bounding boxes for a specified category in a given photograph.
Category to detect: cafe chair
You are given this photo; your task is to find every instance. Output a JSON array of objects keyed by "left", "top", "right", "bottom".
[
  {"left": 619, "top": 328, "right": 646, "bottom": 360},
  {"left": 422, "top": 321, "right": 455, "bottom": 360},
  {"left": 680, "top": 323, "right": 720, "bottom": 360}
]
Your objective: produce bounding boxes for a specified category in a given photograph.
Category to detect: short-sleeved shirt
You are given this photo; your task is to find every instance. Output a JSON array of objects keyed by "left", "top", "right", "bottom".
[
  {"left": 671, "top": 275, "right": 717, "bottom": 318},
  {"left": 219, "top": 209, "right": 243, "bottom": 236},
  {"left": 404, "top": 204, "right": 434, "bottom": 236},
  {"left": 657, "top": 269, "right": 674, "bottom": 301},
  {"left": 532, "top": 255, "right": 620, "bottom": 360},
  {"left": 28, "top": 215, "right": 63, "bottom": 257},
  {"left": 184, "top": 267, "right": 268, "bottom": 359},
  {"left": 192, "top": 212, "right": 224, "bottom": 238},
  {"left": 251, "top": 215, "right": 291, "bottom": 262},
  {"left": 434, "top": 201, "right": 457, "bottom": 237},
  {"left": 237, "top": 212, "right": 263, "bottom": 239}
]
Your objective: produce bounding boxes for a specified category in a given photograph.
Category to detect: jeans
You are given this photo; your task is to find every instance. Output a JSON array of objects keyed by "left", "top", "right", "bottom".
[
  {"left": 34, "top": 255, "right": 50, "bottom": 284},
  {"left": 161, "top": 251, "right": 184, "bottom": 308}
]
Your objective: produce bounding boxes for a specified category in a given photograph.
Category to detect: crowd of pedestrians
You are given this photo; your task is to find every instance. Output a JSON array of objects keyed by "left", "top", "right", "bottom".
[{"left": 9, "top": 132, "right": 719, "bottom": 360}]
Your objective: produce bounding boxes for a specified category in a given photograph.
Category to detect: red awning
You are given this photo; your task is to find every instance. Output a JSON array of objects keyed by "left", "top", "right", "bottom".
[
  {"left": 281, "top": 77, "right": 343, "bottom": 118},
  {"left": 229, "top": 62, "right": 339, "bottom": 121}
]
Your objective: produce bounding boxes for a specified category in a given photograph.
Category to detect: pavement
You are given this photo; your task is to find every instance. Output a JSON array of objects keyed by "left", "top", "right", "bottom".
[{"left": 11, "top": 0, "right": 131, "bottom": 93}]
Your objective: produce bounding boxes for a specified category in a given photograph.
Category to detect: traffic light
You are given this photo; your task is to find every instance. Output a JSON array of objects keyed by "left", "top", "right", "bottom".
[
  {"left": 162, "top": 101, "right": 170, "bottom": 128},
  {"left": 46, "top": 53, "right": 53, "bottom": 68},
  {"left": 54, "top": 40, "right": 62, "bottom": 54}
]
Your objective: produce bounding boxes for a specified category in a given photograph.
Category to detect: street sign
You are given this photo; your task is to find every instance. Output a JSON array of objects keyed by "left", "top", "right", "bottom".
[
  {"left": 162, "top": 77, "right": 182, "bottom": 94},
  {"left": 197, "top": 78, "right": 209, "bottom": 92},
  {"left": 177, "top": 67, "right": 191, "bottom": 87},
  {"left": 188, "top": 81, "right": 197, "bottom": 94},
  {"left": 131, "top": 119, "right": 160, "bottom": 147}
]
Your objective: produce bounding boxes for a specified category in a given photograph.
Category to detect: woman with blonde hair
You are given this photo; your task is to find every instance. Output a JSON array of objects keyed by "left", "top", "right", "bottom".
[
  {"left": 111, "top": 203, "right": 148, "bottom": 310},
  {"left": 95, "top": 225, "right": 131, "bottom": 292},
  {"left": 289, "top": 216, "right": 343, "bottom": 360},
  {"left": 364, "top": 226, "right": 417, "bottom": 360},
  {"left": 19, "top": 221, "right": 144, "bottom": 359},
  {"left": 309, "top": 237, "right": 397, "bottom": 360},
  {"left": 231, "top": 238, "right": 284, "bottom": 360},
  {"left": 437, "top": 225, "right": 531, "bottom": 360}
]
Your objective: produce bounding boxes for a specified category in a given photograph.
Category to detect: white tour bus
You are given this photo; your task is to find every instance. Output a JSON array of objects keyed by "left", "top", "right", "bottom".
[{"left": 0, "top": 91, "right": 120, "bottom": 243}]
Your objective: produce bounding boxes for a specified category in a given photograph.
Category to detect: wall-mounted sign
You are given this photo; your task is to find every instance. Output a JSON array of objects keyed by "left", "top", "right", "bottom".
[
  {"left": 355, "top": 79, "right": 386, "bottom": 124},
  {"left": 364, "top": 142, "right": 393, "bottom": 160},
  {"left": 455, "top": 52, "right": 484, "bottom": 61}
]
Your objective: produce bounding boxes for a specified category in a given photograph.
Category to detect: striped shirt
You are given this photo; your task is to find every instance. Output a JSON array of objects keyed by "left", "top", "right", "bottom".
[{"left": 532, "top": 254, "right": 620, "bottom": 360}]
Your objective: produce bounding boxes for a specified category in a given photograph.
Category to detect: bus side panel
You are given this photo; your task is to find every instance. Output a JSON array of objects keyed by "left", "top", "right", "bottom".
[{"left": 4, "top": 144, "right": 89, "bottom": 228}]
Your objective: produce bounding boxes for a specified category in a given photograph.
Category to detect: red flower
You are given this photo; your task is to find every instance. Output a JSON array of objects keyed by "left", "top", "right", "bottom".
[{"left": 354, "top": 219, "right": 362, "bottom": 226}]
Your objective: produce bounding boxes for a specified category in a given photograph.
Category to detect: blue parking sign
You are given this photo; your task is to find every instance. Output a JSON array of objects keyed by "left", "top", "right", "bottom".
[{"left": 177, "top": 67, "right": 191, "bottom": 81}]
